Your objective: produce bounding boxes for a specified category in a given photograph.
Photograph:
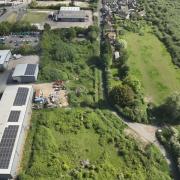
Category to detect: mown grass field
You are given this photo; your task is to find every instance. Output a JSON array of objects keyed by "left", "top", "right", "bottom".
[
  {"left": 122, "top": 32, "right": 180, "bottom": 104},
  {"left": 21, "top": 11, "right": 47, "bottom": 23}
]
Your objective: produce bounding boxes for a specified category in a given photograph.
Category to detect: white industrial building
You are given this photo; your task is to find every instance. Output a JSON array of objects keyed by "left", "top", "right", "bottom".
[
  {"left": 0, "top": 85, "right": 33, "bottom": 179},
  {"left": 60, "top": 6, "right": 80, "bottom": 11},
  {"left": 54, "top": 6, "right": 87, "bottom": 22},
  {"left": 12, "top": 64, "right": 39, "bottom": 83},
  {"left": 0, "top": 50, "right": 11, "bottom": 71}
]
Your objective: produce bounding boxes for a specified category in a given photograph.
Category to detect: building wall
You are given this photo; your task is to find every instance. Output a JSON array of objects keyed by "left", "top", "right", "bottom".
[
  {"left": 13, "top": 76, "right": 36, "bottom": 83},
  {"left": 0, "top": 51, "right": 11, "bottom": 71},
  {"left": 10, "top": 88, "right": 33, "bottom": 178},
  {"left": 58, "top": 18, "right": 85, "bottom": 22}
]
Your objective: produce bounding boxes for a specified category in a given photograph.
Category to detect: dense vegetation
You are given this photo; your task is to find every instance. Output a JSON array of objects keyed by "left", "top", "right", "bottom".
[
  {"left": 19, "top": 108, "right": 171, "bottom": 180},
  {"left": 139, "top": 0, "right": 180, "bottom": 67},
  {"left": 39, "top": 27, "right": 101, "bottom": 106},
  {"left": 157, "top": 126, "right": 180, "bottom": 176},
  {"left": 151, "top": 93, "right": 180, "bottom": 124},
  {"left": 0, "top": 21, "right": 38, "bottom": 35},
  {"left": 100, "top": 35, "right": 148, "bottom": 123}
]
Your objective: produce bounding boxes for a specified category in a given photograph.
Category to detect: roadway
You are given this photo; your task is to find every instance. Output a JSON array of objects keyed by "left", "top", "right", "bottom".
[{"left": 0, "top": 2, "right": 28, "bottom": 22}]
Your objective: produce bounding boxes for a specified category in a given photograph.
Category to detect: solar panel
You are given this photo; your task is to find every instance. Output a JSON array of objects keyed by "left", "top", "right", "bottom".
[
  {"left": 8, "top": 111, "right": 21, "bottom": 122},
  {"left": 0, "top": 125, "right": 19, "bottom": 169},
  {"left": 13, "top": 87, "right": 29, "bottom": 106},
  {"left": 25, "top": 64, "right": 36, "bottom": 75}
]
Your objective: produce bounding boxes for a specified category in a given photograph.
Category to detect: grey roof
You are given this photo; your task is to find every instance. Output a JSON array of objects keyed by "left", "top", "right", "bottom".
[
  {"left": 58, "top": 10, "right": 86, "bottom": 19},
  {"left": 0, "top": 50, "right": 11, "bottom": 65},
  {"left": 12, "top": 64, "right": 38, "bottom": 77}
]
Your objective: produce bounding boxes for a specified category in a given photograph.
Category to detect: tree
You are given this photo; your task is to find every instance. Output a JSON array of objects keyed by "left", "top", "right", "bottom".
[
  {"left": 155, "top": 93, "right": 180, "bottom": 123},
  {"left": 102, "top": 53, "right": 112, "bottom": 67},
  {"left": 118, "top": 64, "right": 129, "bottom": 79},
  {"left": 87, "top": 25, "right": 99, "bottom": 42},
  {"left": 53, "top": 39, "right": 76, "bottom": 62},
  {"left": 44, "top": 23, "right": 51, "bottom": 31},
  {"left": 66, "top": 28, "right": 76, "bottom": 40},
  {"left": 109, "top": 85, "right": 135, "bottom": 107}
]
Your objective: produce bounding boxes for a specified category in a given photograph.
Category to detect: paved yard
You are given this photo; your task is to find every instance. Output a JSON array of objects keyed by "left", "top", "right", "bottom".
[
  {"left": 8, "top": 55, "right": 39, "bottom": 69},
  {"left": 27, "top": 10, "right": 93, "bottom": 29},
  {"left": 3, "top": 35, "right": 39, "bottom": 48}
]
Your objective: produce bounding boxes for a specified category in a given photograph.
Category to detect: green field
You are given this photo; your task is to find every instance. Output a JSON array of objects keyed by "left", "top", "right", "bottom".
[
  {"left": 19, "top": 108, "right": 171, "bottom": 180},
  {"left": 122, "top": 32, "right": 180, "bottom": 104},
  {"left": 21, "top": 11, "right": 47, "bottom": 23}
]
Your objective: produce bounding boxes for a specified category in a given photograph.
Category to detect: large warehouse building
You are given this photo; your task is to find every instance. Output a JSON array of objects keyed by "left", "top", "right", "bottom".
[
  {"left": 0, "top": 85, "right": 33, "bottom": 179},
  {"left": 0, "top": 50, "right": 11, "bottom": 71},
  {"left": 54, "top": 6, "right": 87, "bottom": 22},
  {"left": 12, "top": 64, "right": 39, "bottom": 83}
]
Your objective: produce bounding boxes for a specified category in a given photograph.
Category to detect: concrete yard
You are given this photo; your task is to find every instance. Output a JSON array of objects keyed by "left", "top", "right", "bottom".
[
  {"left": 8, "top": 55, "right": 39, "bottom": 69},
  {"left": 25, "top": 10, "right": 93, "bottom": 29},
  {"left": 3, "top": 35, "right": 39, "bottom": 48}
]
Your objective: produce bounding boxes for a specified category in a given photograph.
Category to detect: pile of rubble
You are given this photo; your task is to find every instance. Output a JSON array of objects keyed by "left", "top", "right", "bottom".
[{"left": 32, "top": 80, "right": 68, "bottom": 109}]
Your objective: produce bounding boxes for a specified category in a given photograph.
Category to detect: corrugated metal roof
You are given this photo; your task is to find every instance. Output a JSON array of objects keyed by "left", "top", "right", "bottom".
[
  {"left": 0, "top": 50, "right": 11, "bottom": 65},
  {"left": 60, "top": 6, "right": 80, "bottom": 11}
]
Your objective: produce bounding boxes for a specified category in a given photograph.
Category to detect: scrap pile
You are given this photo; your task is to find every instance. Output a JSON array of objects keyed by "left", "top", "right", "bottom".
[{"left": 33, "top": 80, "right": 68, "bottom": 109}]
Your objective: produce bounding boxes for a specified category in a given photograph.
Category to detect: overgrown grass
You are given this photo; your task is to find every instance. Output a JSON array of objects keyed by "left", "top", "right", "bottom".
[
  {"left": 122, "top": 31, "right": 180, "bottom": 104},
  {"left": 38, "top": 30, "right": 100, "bottom": 106},
  {"left": 19, "top": 108, "right": 171, "bottom": 180}
]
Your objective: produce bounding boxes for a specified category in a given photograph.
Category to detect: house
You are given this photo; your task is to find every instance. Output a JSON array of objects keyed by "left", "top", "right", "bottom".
[
  {"left": 54, "top": 7, "right": 87, "bottom": 22},
  {"left": 12, "top": 64, "right": 39, "bottom": 83},
  {"left": 0, "top": 50, "right": 11, "bottom": 71},
  {"left": 0, "top": 85, "right": 33, "bottom": 179}
]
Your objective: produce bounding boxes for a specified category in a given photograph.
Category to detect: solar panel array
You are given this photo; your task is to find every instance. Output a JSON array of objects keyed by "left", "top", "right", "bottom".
[
  {"left": 8, "top": 111, "right": 21, "bottom": 122},
  {"left": 25, "top": 64, "right": 36, "bottom": 75},
  {"left": 13, "top": 87, "right": 29, "bottom": 106},
  {"left": 0, "top": 125, "right": 19, "bottom": 169}
]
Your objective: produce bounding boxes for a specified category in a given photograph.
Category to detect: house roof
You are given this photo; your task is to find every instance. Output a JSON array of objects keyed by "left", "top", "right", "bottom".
[{"left": 0, "top": 50, "right": 11, "bottom": 65}]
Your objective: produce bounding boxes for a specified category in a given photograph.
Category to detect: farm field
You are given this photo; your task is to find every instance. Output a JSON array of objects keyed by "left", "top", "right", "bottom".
[
  {"left": 19, "top": 108, "right": 171, "bottom": 180},
  {"left": 21, "top": 11, "right": 48, "bottom": 23},
  {"left": 122, "top": 32, "right": 180, "bottom": 104}
]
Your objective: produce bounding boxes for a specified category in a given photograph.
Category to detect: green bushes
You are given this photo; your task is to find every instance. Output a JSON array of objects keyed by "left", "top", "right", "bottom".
[
  {"left": 109, "top": 76, "right": 148, "bottom": 123},
  {"left": 0, "top": 21, "right": 38, "bottom": 35},
  {"left": 150, "top": 93, "right": 180, "bottom": 124},
  {"left": 157, "top": 127, "right": 180, "bottom": 175},
  {"left": 19, "top": 108, "right": 171, "bottom": 179}
]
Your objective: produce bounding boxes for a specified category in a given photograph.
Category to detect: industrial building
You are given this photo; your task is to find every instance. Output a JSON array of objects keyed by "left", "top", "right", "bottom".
[
  {"left": 12, "top": 64, "right": 39, "bottom": 83},
  {"left": 54, "top": 6, "right": 87, "bottom": 22},
  {"left": 0, "top": 85, "right": 33, "bottom": 179},
  {"left": 0, "top": 50, "right": 11, "bottom": 71}
]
